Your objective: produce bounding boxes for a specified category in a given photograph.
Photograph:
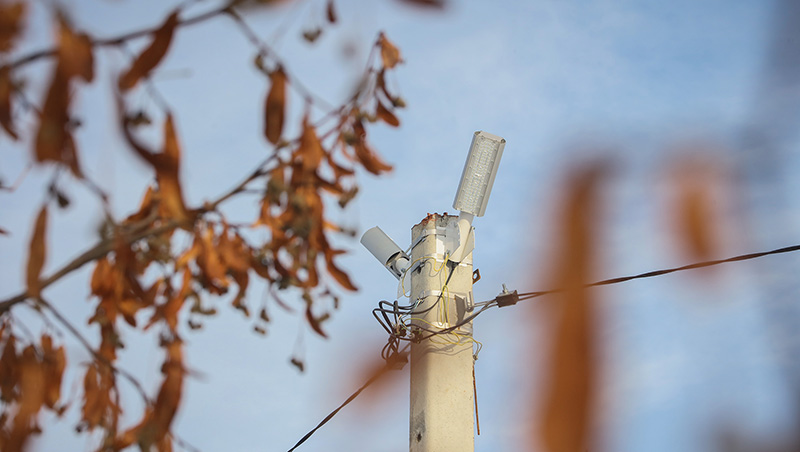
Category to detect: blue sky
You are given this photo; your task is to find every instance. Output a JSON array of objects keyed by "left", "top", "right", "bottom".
[{"left": 2, "top": 0, "right": 799, "bottom": 451}]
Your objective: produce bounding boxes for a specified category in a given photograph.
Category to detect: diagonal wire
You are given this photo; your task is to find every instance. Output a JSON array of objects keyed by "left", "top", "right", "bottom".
[
  {"left": 286, "top": 344, "right": 409, "bottom": 452},
  {"left": 517, "top": 243, "right": 800, "bottom": 299}
]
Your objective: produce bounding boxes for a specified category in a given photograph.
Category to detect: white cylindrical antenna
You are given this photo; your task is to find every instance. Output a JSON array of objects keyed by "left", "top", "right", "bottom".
[{"left": 360, "top": 226, "right": 410, "bottom": 280}]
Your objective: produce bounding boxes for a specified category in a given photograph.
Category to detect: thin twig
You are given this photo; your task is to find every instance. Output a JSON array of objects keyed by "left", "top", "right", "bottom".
[
  {"left": 226, "top": 7, "right": 336, "bottom": 111},
  {"left": 9, "top": 2, "right": 237, "bottom": 70},
  {"left": 0, "top": 163, "right": 32, "bottom": 192},
  {"left": 36, "top": 297, "right": 152, "bottom": 404}
]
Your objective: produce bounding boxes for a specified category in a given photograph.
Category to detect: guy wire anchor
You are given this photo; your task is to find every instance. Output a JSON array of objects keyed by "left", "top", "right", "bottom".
[{"left": 496, "top": 284, "right": 519, "bottom": 308}]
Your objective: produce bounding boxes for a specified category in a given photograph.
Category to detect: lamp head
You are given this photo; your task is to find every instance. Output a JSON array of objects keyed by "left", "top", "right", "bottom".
[{"left": 452, "top": 131, "right": 506, "bottom": 217}]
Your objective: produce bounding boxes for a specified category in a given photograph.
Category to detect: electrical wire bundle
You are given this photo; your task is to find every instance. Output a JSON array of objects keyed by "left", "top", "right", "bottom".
[{"left": 373, "top": 259, "right": 489, "bottom": 365}]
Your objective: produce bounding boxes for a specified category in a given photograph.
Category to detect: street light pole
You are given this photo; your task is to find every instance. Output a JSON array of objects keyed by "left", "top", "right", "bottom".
[
  {"left": 360, "top": 131, "right": 505, "bottom": 452},
  {"left": 409, "top": 214, "right": 475, "bottom": 452}
]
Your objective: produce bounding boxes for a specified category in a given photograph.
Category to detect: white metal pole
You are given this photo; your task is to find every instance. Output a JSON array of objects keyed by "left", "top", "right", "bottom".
[{"left": 409, "top": 214, "right": 475, "bottom": 452}]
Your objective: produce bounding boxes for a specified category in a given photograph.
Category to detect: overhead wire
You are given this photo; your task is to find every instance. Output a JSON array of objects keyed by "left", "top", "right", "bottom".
[
  {"left": 286, "top": 344, "right": 410, "bottom": 452},
  {"left": 515, "top": 243, "right": 800, "bottom": 300},
  {"left": 288, "top": 242, "right": 800, "bottom": 450}
]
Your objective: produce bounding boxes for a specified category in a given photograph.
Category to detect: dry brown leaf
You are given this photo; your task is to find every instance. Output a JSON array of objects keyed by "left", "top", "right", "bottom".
[
  {"left": 0, "top": 334, "right": 18, "bottom": 402},
  {"left": 30, "top": 15, "right": 91, "bottom": 177},
  {"left": 351, "top": 122, "right": 392, "bottom": 175},
  {"left": 671, "top": 157, "right": 722, "bottom": 263},
  {"left": 157, "top": 115, "right": 189, "bottom": 221},
  {"left": 537, "top": 164, "right": 607, "bottom": 452},
  {"left": 140, "top": 340, "right": 184, "bottom": 448},
  {"left": 57, "top": 16, "right": 94, "bottom": 82},
  {"left": 41, "top": 334, "right": 66, "bottom": 410},
  {"left": 125, "top": 186, "right": 157, "bottom": 223},
  {"left": 162, "top": 269, "right": 192, "bottom": 331},
  {"left": 378, "top": 32, "right": 402, "bottom": 69},
  {"left": 264, "top": 67, "right": 287, "bottom": 144},
  {"left": 198, "top": 227, "right": 228, "bottom": 287},
  {"left": 119, "top": 101, "right": 189, "bottom": 224},
  {"left": 35, "top": 67, "right": 70, "bottom": 162},
  {"left": 7, "top": 345, "right": 46, "bottom": 452},
  {"left": 118, "top": 11, "right": 179, "bottom": 91},
  {"left": 325, "top": 248, "right": 357, "bottom": 291},
  {"left": 80, "top": 364, "right": 101, "bottom": 428},
  {"left": 376, "top": 100, "right": 399, "bottom": 127},
  {"left": 25, "top": 206, "right": 48, "bottom": 298},
  {"left": 0, "top": 65, "right": 17, "bottom": 139},
  {"left": 218, "top": 227, "right": 251, "bottom": 273},
  {"left": 231, "top": 270, "right": 250, "bottom": 316},
  {"left": 90, "top": 257, "right": 115, "bottom": 297},
  {"left": 305, "top": 304, "right": 328, "bottom": 338},
  {"left": 349, "top": 351, "right": 403, "bottom": 416},
  {"left": 326, "top": 0, "right": 337, "bottom": 23},
  {"left": 298, "top": 117, "right": 324, "bottom": 172},
  {"left": 175, "top": 239, "right": 201, "bottom": 270},
  {"left": 0, "top": 2, "right": 26, "bottom": 54}
]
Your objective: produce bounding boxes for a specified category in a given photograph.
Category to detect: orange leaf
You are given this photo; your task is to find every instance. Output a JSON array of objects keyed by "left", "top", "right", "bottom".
[
  {"left": 351, "top": 121, "right": 392, "bottom": 175},
  {"left": 57, "top": 15, "right": 94, "bottom": 82},
  {"left": 175, "top": 239, "right": 201, "bottom": 270},
  {"left": 90, "top": 257, "right": 115, "bottom": 297},
  {"left": 231, "top": 270, "right": 250, "bottom": 316},
  {"left": 0, "top": 2, "right": 26, "bottom": 54},
  {"left": 26, "top": 206, "right": 48, "bottom": 298},
  {"left": 119, "top": 101, "right": 188, "bottom": 221},
  {"left": 136, "top": 339, "right": 184, "bottom": 448},
  {"left": 305, "top": 304, "right": 328, "bottom": 338},
  {"left": 125, "top": 185, "right": 157, "bottom": 223},
  {"left": 41, "top": 334, "right": 66, "bottom": 410},
  {"left": 0, "top": 334, "right": 19, "bottom": 402},
  {"left": 156, "top": 115, "right": 189, "bottom": 221},
  {"left": 325, "top": 248, "right": 357, "bottom": 291},
  {"left": 376, "top": 100, "right": 399, "bottom": 127},
  {"left": 378, "top": 32, "right": 402, "bottom": 69},
  {"left": 671, "top": 156, "right": 723, "bottom": 263},
  {"left": 348, "top": 349, "right": 403, "bottom": 416},
  {"left": 35, "top": 66, "right": 70, "bottom": 162},
  {"left": 0, "top": 65, "right": 18, "bottom": 139},
  {"left": 537, "top": 164, "right": 607, "bottom": 452},
  {"left": 118, "top": 11, "right": 179, "bottom": 91},
  {"left": 198, "top": 227, "right": 228, "bottom": 286},
  {"left": 8, "top": 345, "right": 46, "bottom": 451},
  {"left": 162, "top": 269, "right": 192, "bottom": 331},
  {"left": 264, "top": 67, "right": 287, "bottom": 144},
  {"left": 81, "top": 364, "right": 101, "bottom": 427},
  {"left": 218, "top": 227, "right": 251, "bottom": 273},
  {"left": 298, "top": 116, "right": 324, "bottom": 172}
]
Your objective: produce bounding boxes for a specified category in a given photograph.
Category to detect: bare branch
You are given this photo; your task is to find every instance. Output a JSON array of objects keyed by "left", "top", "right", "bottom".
[
  {"left": 35, "top": 297, "right": 152, "bottom": 404},
  {"left": 9, "top": 2, "right": 236, "bottom": 70}
]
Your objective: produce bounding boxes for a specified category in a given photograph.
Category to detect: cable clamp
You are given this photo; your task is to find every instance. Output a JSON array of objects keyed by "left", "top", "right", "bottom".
[{"left": 496, "top": 284, "right": 519, "bottom": 308}]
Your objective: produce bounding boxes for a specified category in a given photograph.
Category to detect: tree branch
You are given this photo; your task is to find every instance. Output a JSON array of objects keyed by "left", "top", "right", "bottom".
[
  {"left": 9, "top": 2, "right": 236, "bottom": 70},
  {"left": 36, "top": 297, "right": 152, "bottom": 404},
  {"left": 0, "top": 220, "right": 184, "bottom": 314}
]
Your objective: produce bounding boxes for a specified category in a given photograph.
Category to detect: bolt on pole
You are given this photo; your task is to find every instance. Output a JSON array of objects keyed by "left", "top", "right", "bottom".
[{"left": 409, "top": 214, "right": 475, "bottom": 452}]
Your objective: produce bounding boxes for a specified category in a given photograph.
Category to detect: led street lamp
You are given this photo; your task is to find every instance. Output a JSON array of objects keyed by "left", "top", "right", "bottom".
[
  {"left": 448, "top": 131, "right": 506, "bottom": 262},
  {"left": 452, "top": 131, "right": 506, "bottom": 218}
]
